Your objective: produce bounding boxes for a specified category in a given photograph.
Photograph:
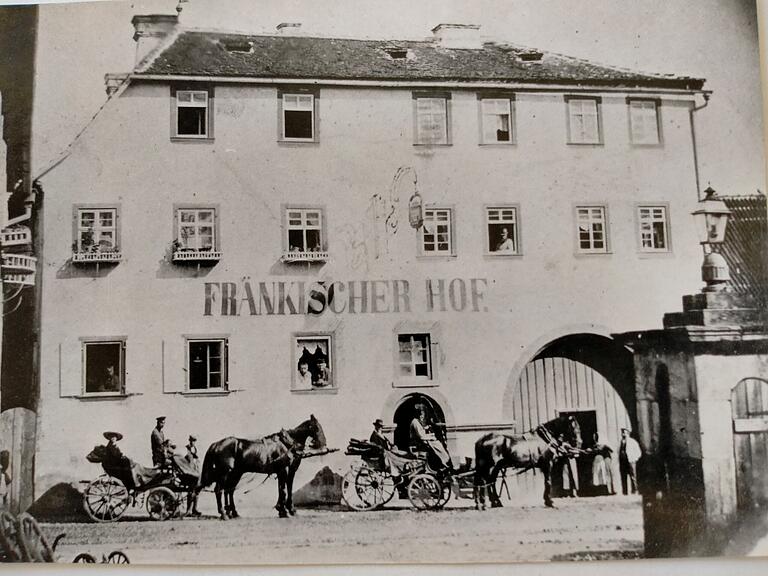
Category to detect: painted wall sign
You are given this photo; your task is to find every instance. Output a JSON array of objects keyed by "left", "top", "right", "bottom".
[{"left": 204, "top": 278, "right": 489, "bottom": 316}]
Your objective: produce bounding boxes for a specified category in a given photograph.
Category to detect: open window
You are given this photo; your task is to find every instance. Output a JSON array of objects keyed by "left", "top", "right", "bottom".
[
  {"left": 280, "top": 90, "right": 318, "bottom": 142},
  {"left": 72, "top": 206, "right": 122, "bottom": 264},
  {"left": 293, "top": 334, "right": 335, "bottom": 391},
  {"left": 282, "top": 206, "right": 328, "bottom": 263},
  {"left": 83, "top": 340, "right": 125, "bottom": 396},
  {"left": 173, "top": 87, "right": 213, "bottom": 139},
  {"left": 187, "top": 338, "right": 228, "bottom": 392},
  {"left": 173, "top": 206, "right": 221, "bottom": 263}
]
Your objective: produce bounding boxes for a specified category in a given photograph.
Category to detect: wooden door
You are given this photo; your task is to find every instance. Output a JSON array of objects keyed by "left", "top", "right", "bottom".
[{"left": 732, "top": 378, "right": 768, "bottom": 511}]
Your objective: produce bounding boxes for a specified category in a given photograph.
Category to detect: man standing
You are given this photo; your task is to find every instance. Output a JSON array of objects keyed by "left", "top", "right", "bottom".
[
  {"left": 151, "top": 416, "right": 167, "bottom": 468},
  {"left": 619, "top": 427, "right": 642, "bottom": 495}
]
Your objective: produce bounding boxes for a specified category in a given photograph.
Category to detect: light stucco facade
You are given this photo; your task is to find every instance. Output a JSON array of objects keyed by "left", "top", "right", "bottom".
[{"left": 34, "top": 39, "right": 708, "bottom": 498}]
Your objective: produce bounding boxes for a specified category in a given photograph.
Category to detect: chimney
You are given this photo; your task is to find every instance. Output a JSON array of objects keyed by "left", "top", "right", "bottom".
[
  {"left": 431, "top": 23, "right": 482, "bottom": 49},
  {"left": 131, "top": 14, "right": 179, "bottom": 67},
  {"left": 276, "top": 22, "right": 302, "bottom": 35}
]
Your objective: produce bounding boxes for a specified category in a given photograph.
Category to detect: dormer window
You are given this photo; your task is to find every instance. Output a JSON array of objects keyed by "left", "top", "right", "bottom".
[
  {"left": 518, "top": 50, "right": 543, "bottom": 62},
  {"left": 383, "top": 45, "right": 408, "bottom": 60}
]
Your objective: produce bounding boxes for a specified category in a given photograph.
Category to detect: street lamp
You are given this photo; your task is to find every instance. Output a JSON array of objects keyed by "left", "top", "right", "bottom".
[{"left": 692, "top": 186, "right": 732, "bottom": 292}]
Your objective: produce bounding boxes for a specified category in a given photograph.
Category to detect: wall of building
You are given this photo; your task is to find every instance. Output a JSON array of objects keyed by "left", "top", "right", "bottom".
[{"left": 35, "top": 80, "right": 703, "bottom": 497}]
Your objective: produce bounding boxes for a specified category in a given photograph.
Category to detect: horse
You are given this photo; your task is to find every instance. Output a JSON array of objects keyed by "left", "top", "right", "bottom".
[
  {"left": 197, "top": 415, "right": 327, "bottom": 519},
  {"left": 473, "top": 414, "right": 581, "bottom": 510}
]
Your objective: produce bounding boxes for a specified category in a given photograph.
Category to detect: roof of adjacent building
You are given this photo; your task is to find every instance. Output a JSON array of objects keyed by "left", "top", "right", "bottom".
[{"left": 137, "top": 31, "right": 705, "bottom": 91}]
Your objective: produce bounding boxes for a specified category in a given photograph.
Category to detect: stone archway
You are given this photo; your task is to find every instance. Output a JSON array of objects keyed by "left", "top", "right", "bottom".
[{"left": 391, "top": 393, "right": 446, "bottom": 452}]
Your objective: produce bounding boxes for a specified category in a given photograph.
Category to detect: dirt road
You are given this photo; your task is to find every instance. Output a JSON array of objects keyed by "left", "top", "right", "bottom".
[{"left": 42, "top": 496, "right": 642, "bottom": 565}]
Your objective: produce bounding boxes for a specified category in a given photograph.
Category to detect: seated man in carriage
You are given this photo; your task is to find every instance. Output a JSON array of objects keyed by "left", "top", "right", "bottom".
[
  {"left": 409, "top": 405, "right": 453, "bottom": 474},
  {"left": 95, "top": 432, "right": 164, "bottom": 490}
]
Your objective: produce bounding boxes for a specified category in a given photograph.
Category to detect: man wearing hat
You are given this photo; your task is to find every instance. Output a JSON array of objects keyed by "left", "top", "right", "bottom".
[
  {"left": 369, "top": 419, "right": 392, "bottom": 450},
  {"left": 151, "top": 417, "right": 167, "bottom": 467}
]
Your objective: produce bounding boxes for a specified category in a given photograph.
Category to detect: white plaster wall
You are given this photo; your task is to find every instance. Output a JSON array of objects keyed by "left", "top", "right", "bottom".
[{"left": 35, "top": 81, "right": 704, "bottom": 495}]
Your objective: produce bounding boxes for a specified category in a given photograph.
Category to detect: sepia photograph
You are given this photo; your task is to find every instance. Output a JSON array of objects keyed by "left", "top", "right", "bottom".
[{"left": 0, "top": 0, "right": 766, "bottom": 567}]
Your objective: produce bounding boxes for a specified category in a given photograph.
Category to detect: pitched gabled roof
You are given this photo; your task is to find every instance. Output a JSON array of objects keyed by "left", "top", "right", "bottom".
[{"left": 137, "top": 31, "right": 705, "bottom": 91}]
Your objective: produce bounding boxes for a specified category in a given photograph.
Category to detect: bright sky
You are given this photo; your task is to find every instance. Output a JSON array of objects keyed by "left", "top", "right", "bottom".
[{"left": 30, "top": 0, "right": 766, "bottom": 194}]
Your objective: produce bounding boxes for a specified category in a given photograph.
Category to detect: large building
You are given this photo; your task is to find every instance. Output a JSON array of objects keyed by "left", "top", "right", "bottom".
[{"left": 34, "top": 13, "right": 709, "bottom": 500}]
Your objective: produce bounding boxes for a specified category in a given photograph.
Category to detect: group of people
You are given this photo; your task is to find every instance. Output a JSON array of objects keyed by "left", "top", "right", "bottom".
[{"left": 100, "top": 416, "right": 202, "bottom": 516}]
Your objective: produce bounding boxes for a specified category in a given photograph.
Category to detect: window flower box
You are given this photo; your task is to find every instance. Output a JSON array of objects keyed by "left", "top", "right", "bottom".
[{"left": 281, "top": 250, "right": 329, "bottom": 264}]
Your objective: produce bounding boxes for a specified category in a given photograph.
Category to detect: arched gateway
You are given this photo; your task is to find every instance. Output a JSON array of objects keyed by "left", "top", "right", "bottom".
[{"left": 502, "top": 333, "right": 637, "bottom": 498}]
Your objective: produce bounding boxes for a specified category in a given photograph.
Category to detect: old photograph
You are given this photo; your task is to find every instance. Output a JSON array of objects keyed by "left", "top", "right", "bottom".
[{"left": 0, "top": 0, "right": 766, "bottom": 566}]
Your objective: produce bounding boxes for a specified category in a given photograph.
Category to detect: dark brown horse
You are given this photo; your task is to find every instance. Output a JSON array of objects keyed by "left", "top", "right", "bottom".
[
  {"left": 474, "top": 415, "right": 581, "bottom": 509},
  {"left": 198, "top": 415, "right": 327, "bottom": 519}
]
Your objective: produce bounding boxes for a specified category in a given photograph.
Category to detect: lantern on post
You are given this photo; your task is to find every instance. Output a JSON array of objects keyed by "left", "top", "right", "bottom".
[
  {"left": 409, "top": 190, "right": 423, "bottom": 230},
  {"left": 691, "top": 186, "right": 732, "bottom": 292}
]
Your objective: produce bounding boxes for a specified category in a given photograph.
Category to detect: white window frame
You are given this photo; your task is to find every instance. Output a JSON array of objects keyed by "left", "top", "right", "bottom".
[
  {"left": 282, "top": 93, "right": 316, "bottom": 141},
  {"left": 186, "top": 338, "right": 228, "bottom": 392},
  {"left": 414, "top": 94, "right": 450, "bottom": 145},
  {"left": 176, "top": 207, "right": 217, "bottom": 252},
  {"left": 81, "top": 338, "right": 126, "bottom": 397},
  {"left": 485, "top": 205, "right": 521, "bottom": 255},
  {"left": 74, "top": 206, "right": 120, "bottom": 254},
  {"left": 566, "top": 96, "right": 602, "bottom": 145},
  {"left": 397, "top": 333, "right": 433, "bottom": 381},
  {"left": 575, "top": 205, "right": 610, "bottom": 254},
  {"left": 480, "top": 97, "right": 515, "bottom": 144},
  {"left": 628, "top": 98, "right": 662, "bottom": 146},
  {"left": 284, "top": 206, "right": 326, "bottom": 254},
  {"left": 420, "top": 207, "right": 454, "bottom": 256},
  {"left": 174, "top": 89, "right": 210, "bottom": 139},
  {"left": 637, "top": 204, "right": 671, "bottom": 253},
  {"left": 292, "top": 333, "right": 336, "bottom": 392}
]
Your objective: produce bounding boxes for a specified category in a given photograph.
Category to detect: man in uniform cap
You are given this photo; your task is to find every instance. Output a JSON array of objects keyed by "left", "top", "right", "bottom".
[{"left": 151, "top": 417, "right": 167, "bottom": 467}]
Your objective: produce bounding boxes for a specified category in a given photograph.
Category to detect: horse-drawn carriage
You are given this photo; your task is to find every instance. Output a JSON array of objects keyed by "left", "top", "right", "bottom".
[
  {"left": 82, "top": 445, "right": 198, "bottom": 522},
  {"left": 341, "top": 438, "right": 479, "bottom": 511}
]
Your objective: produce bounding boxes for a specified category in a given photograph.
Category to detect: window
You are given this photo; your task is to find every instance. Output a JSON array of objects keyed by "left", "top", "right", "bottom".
[
  {"left": 398, "top": 334, "right": 432, "bottom": 380},
  {"left": 284, "top": 208, "right": 326, "bottom": 261},
  {"left": 576, "top": 206, "right": 609, "bottom": 253},
  {"left": 421, "top": 208, "right": 454, "bottom": 255},
  {"left": 480, "top": 98, "right": 514, "bottom": 144},
  {"left": 83, "top": 341, "right": 125, "bottom": 395},
  {"left": 175, "top": 89, "right": 210, "bottom": 138},
  {"left": 486, "top": 206, "right": 520, "bottom": 254},
  {"left": 187, "top": 339, "right": 227, "bottom": 391},
  {"left": 73, "top": 206, "right": 121, "bottom": 263},
  {"left": 293, "top": 335, "right": 334, "bottom": 391},
  {"left": 629, "top": 99, "right": 661, "bottom": 145},
  {"left": 414, "top": 96, "right": 449, "bottom": 145},
  {"left": 282, "top": 93, "right": 315, "bottom": 141},
  {"left": 638, "top": 205, "right": 670, "bottom": 252},
  {"left": 567, "top": 97, "right": 602, "bottom": 144},
  {"left": 173, "top": 207, "right": 220, "bottom": 262}
]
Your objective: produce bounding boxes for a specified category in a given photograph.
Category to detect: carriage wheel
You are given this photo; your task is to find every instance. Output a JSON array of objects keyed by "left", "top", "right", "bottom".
[
  {"left": 354, "top": 467, "right": 395, "bottom": 510},
  {"left": 107, "top": 550, "right": 130, "bottom": 564},
  {"left": 0, "top": 510, "right": 23, "bottom": 562},
  {"left": 146, "top": 487, "right": 179, "bottom": 521},
  {"left": 83, "top": 476, "right": 130, "bottom": 523},
  {"left": 72, "top": 552, "right": 97, "bottom": 563},
  {"left": 407, "top": 473, "right": 445, "bottom": 511},
  {"left": 341, "top": 466, "right": 368, "bottom": 511},
  {"left": 16, "top": 513, "right": 55, "bottom": 562}
]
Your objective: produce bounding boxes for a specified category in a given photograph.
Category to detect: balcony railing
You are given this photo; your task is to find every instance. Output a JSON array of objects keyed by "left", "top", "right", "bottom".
[
  {"left": 0, "top": 227, "right": 32, "bottom": 247},
  {"left": 72, "top": 251, "right": 123, "bottom": 264},
  {"left": 172, "top": 250, "right": 222, "bottom": 263},
  {"left": 281, "top": 250, "right": 329, "bottom": 263},
  {"left": 2, "top": 254, "right": 37, "bottom": 273},
  {"left": 3, "top": 273, "right": 35, "bottom": 287}
]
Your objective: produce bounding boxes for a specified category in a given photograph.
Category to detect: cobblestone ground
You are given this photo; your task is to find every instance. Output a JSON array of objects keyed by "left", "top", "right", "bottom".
[{"left": 41, "top": 495, "right": 642, "bottom": 565}]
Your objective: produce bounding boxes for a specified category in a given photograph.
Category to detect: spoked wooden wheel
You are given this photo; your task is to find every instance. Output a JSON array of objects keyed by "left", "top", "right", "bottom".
[
  {"left": 146, "top": 487, "right": 179, "bottom": 521},
  {"left": 407, "top": 473, "right": 445, "bottom": 511},
  {"left": 73, "top": 552, "right": 97, "bottom": 563},
  {"left": 341, "top": 464, "right": 395, "bottom": 511},
  {"left": 0, "top": 510, "right": 23, "bottom": 562},
  {"left": 107, "top": 550, "right": 130, "bottom": 564},
  {"left": 83, "top": 476, "right": 130, "bottom": 523},
  {"left": 16, "top": 513, "right": 55, "bottom": 562}
]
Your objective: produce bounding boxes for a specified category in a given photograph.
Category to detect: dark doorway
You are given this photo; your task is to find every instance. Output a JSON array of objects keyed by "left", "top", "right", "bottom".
[{"left": 392, "top": 393, "right": 446, "bottom": 452}]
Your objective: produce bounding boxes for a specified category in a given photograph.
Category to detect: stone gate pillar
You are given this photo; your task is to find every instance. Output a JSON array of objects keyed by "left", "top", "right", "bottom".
[{"left": 621, "top": 292, "right": 768, "bottom": 557}]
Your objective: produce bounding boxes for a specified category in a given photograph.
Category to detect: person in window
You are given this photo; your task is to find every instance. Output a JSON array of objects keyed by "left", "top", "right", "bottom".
[
  {"left": 151, "top": 416, "right": 167, "bottom": 468},
  {"left": 495, "top": 227, "right": 515, "bottom": 252},
  {"left": 409, "top": 405, "right": 453, "bottom": 473},
  {"left": 369, "top": 419, "right": 392, "bottom": 450},
  {"left": 313, "top": 358, "right": 331, "bottom": 388},
  {"left": 297, "top": 360, "right": 313, "bottom": 389},
  {"left": 100, "top": 365, "right": 120, "bottom": 393}
]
